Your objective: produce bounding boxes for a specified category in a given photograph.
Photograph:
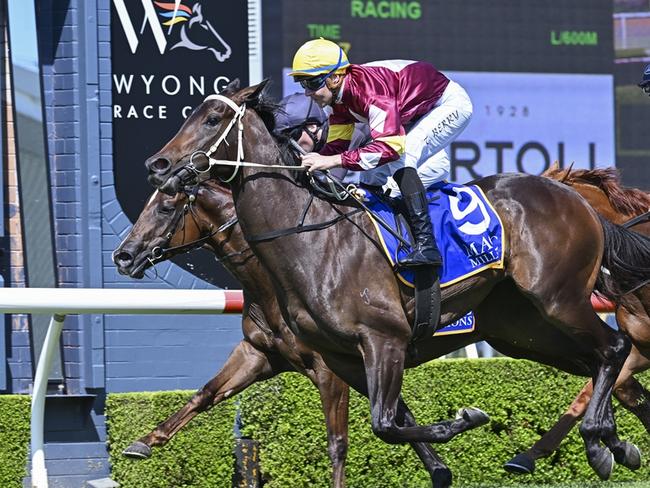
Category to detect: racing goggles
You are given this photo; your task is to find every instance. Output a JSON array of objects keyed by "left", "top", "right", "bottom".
[
  {"left": 286, "top": 123, "right": 321, "bottom": 142},
  {"left": 298, "top": 72, "right": 332, "bottom": 91}
]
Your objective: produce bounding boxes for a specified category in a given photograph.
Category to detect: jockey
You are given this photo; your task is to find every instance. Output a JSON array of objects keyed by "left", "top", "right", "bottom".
[
  {"left": 639, "top": 64, "right": 650, "bottom": 96},
  {"left": 290, "top": 38, "right": 473, "bottom": 269},
  {"left": 273, "top": 92, "right": 329, "bottom": 153}
]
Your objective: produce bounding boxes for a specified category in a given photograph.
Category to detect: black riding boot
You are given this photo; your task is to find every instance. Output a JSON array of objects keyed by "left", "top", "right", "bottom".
[{"left": 394, "top": 168, "right": 443, "bottom": 269}]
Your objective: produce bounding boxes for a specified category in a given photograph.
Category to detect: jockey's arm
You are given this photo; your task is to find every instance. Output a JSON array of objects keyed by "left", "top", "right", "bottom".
[
  {"left": 339, "top": 97, "right": 406, "bottom": 171},
  {"left": 301, "top": 114, "right": 353, "bottom": 172}
]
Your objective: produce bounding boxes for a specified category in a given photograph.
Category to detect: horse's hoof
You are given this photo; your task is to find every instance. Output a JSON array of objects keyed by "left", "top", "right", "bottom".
[
  {"left": 430, "top": 467, "right": 452, "bottom": 488},
  {"left": 457, "top": 407, "right": 490, "bottom": 427},
  {"left": 503, "top": 452, "right": 536, "bottom": 475},
  {"left": 618, "top": 442, "right": 641, "bottom": 471},
  {"left": 589, "top": 447, "right": 614, "bottom": 481},
  {"left": 122, "top": 441, "right": 152, "bottom": 459}
]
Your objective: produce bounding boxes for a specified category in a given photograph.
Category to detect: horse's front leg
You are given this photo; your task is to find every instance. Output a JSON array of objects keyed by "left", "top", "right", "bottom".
[
  {"left": 396, "top": 396, "right": 453, "bottom": 487},
  {"left": 123, "top": 339, "right": 291, "bottom": 459},
  {"left": 311, "top": 365, "right": 350, "bottom": 488},
  {"left": 323, "top": 351, "right": 453, "bottom": 488},
  {"left": 361, "top": 333, "right": 489, "bottom": 445}
]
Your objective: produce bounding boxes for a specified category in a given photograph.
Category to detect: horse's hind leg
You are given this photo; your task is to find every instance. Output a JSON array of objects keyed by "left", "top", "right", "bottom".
[
  {"left": 504, "top": 380, "right": 592, "bottom": 475},
  {"left": 123, "top": 339, "right": 290, "bottom": 459},
  {"left": 505, "top": 349, "right": 647, "bottom": 475},
  {"left": 600, "top": 349, "right": 649, "bottom": 471},
  {"left": 520, "top": 290, "right": 629, "bottom": 479},
  {"left": 574, "top": 315, "right": 630, "bottom": 480},
  {"left": 616, "top": 376, "right": 650, "bottom": 432}
]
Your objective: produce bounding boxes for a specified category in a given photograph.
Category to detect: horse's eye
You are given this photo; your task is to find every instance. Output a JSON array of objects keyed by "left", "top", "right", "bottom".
[
  {"left": 206, "top": 116, "right": 220, "bottom": 127},
  {"left": 159, "top": 206, "right": 175, "bottom": 215}
]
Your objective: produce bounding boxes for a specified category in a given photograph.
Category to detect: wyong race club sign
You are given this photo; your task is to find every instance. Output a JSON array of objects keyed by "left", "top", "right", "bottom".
[{"left": 111, "top": 0, "right": 249, "bottom": 287}]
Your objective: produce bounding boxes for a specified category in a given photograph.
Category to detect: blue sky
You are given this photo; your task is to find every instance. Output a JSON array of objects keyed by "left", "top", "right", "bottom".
[{"left": 7, "top": 0, "right": 39, "bottom": 70}]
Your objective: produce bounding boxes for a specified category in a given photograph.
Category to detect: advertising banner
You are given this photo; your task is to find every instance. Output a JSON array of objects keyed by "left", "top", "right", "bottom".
[
  {"left": 111, "top": 0, "right": 249, "bottom": 286},
  {"left": 281, "top": 0, "right": 615, "bottom": 183},
  {"left": 446, "top": 71, "right": 615, "bottom": 182}
]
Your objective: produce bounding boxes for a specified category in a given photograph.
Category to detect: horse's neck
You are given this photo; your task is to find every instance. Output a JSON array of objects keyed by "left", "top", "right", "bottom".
[
  {"left": 202, "top": 201, "right": 277, "bottom": 305},
  {"left": 234, "top": 128, "right": 330, "bottom": 229},
  {"left": 573, "top": 183, "right": 632, "bottom": 225}
]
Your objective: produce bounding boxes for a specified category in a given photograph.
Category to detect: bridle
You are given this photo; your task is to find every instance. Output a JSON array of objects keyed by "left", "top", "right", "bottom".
[
  {"left": 147, "top": 186, "right": 243, "bottom": 269},
  {"left": 177, "top": 94, "right": 308, "bottom": 187}
]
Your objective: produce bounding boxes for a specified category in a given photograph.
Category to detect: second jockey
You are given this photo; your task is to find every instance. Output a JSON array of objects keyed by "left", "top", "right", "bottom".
[{"left": 290, "top": 38, "right": 473, "bottom": 270}]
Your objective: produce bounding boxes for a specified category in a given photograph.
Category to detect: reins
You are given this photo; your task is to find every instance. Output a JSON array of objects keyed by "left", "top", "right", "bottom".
[
  {"left": 622, "top": 210, "right": 650, "bottom": 229},
  {"left": 245, "top": 193, "right": 364, "bottom": 243}
]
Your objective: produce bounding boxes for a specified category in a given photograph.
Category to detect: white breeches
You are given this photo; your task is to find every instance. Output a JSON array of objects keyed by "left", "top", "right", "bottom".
[{"left": 360, "top": 79, "right": 473, "bottom": 196}]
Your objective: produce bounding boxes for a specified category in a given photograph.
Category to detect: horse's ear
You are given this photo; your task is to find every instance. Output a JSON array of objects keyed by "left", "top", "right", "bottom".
[
  {"left": 221, "top": 78, "right": 241, "bottom": 96},
  {"left": 542, "top": 161, "right": 560, "bottom": 177},
  {"left": 238, "top": 78, "right": 272, "bottom": 106}
]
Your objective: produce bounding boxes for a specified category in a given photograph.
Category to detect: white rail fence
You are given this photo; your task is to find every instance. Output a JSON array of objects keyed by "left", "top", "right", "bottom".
[{"left": 0, "top": 287, "right": 244, "bottom": 488}]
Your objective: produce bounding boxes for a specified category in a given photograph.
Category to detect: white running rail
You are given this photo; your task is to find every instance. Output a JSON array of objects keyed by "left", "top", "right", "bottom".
[{"left": 0, "top": 287, "right": 243, "bottom": 488}]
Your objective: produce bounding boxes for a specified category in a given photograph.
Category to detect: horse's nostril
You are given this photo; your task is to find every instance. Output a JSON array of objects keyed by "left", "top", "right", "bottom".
[
  {"left": 114, "top": 251, "right": 134, "bottom": 267},
  {"left": 147, "top": 157, "right": 172, "bottom": 174}
]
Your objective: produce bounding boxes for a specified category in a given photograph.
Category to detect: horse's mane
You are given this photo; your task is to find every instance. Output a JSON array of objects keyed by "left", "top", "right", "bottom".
[
  {"left": 251, "top": 90, "right": 280, "bottom": 136},
  {"left": 543, "top": 163, "right": 650, "bottom": 217}
]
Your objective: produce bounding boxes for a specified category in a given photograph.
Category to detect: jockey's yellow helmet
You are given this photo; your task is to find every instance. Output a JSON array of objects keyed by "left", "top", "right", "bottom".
[{"left": 289, "top": 38, "right": 350, "bottom": 78}]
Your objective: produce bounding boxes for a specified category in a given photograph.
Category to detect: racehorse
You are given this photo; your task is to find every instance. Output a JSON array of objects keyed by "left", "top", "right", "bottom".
[
  {"left": 157, "top": 1, "right": 232, "bottom": 62},
  {"left": 142, "top": 79, "right": 650, "bottom": 481},
  {"left": 115, "top": 179, "right": 650, "bottom": 485},
  {"left": 504, "top": 164, "right": 650, "bottom": 475}
]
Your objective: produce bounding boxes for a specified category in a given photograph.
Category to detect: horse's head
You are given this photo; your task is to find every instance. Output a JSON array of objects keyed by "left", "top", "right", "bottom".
[
  {"left": 168, "top": 3, "right": 232, "bottom": 62},
  {"left": 145, "top": 78, "right": 275, "bottom": 195},
  {"left": 113, "top": 183, "right": 233, "bottom": 278}
]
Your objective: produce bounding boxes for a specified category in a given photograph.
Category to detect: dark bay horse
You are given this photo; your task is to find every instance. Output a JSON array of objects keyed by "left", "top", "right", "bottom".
[
  {"left": 504, "top": 165, "right": 650, "bottom": 475},
  {"left": 115, "top": 179, "right": 650, "bottom": 486},
  {"left": 142, "top": 80, "right": 650, "bottom": 480}
]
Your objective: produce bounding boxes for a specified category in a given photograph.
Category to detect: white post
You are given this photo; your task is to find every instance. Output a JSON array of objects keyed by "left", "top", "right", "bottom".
[
  {"left": 247, "top": 0, "right": 262, "bottom": 84},
  {"left": 30, "top": 314, "right": 66, "bottom": 488},
  {"left": 464, "top": 344, "right": 479, "bottom": 359}
]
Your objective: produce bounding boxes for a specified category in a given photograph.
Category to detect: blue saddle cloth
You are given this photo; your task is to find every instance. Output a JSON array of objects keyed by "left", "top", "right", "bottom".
[{"left": 362, "top": 181, "right": 505, "bottom": 336}]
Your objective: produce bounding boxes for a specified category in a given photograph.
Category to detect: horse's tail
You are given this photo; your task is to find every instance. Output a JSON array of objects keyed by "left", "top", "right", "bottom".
[{"left": 596, "top": 215, "right": 650, "bottom": 301}]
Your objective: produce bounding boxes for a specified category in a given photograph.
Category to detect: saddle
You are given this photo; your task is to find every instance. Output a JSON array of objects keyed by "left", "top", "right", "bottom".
[{"left": 361, "top": 181, "right": 505, "bottom": 341}]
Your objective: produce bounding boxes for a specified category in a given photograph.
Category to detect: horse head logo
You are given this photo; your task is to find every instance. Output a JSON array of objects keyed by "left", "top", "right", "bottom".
[
  {"left": 113, "top": 0, "right": 233, "bottom": 60},
  {"left": 156, "top": 1, "right": 232, "bottom": 61}
]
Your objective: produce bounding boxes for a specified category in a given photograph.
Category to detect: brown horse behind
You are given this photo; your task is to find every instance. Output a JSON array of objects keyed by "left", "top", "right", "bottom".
[{"left": 504, "top": 164, "right": 650, "bottom": 475}]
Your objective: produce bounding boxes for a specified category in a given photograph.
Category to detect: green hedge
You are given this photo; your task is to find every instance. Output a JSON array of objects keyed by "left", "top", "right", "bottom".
[
  {"left": 106, "top": 391, "right": 236, "bottom": 488},
  {"left": 107, "top": 359, "right": 650, "bottom": 487},
  {"left": 0, "top": 395, "right": 30, "bottom": 488}
]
